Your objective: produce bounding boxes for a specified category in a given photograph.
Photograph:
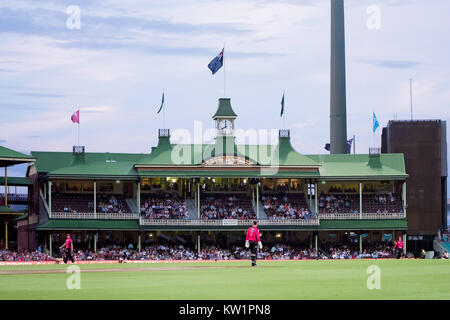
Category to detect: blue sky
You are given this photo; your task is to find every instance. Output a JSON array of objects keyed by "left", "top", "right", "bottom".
[{"left": 1, "top": 0, "right": 449, "bottom": 186}]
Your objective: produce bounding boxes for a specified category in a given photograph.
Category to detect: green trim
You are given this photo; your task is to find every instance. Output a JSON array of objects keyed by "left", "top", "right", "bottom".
[
  {"left": 36, "top": 219, "right": 140, "bottom": 231},
  {"left": 318, "top": 219, "right": 408, "bottom": 230},
  {"left": 0, "top": 177, "right": 33, "bottom": 186},
  {"left": 0, "top": 205, "right": 25, "bottom": 215}
]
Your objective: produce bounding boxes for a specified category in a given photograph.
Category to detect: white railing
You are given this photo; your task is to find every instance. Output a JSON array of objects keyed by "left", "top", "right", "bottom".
[
  {"left": 52, "top": 212, "right": 139, "bottom": 220},
  {"left": 318, "top": 213, "right": 406, "bottom": 220},
  {"left": 139, "top": 218, "right": 320, "bottom": 227}
]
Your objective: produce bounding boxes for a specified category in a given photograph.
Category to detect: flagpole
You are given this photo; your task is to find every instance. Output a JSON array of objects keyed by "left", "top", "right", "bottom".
[
  {"left": 163, "top": 90, "right": 166, "bottom": 128},
  {"left": 283, "top": 92, "right": 286, "bottom": 129},
  {"left": 223, "top": 43, "right": 226, "bottom": 98},
  {"left": 410, "top": 78, "right": 413, "bottom": 120},
  {"left": 78, "top": 108, "right": 80, "bottom": 145}
]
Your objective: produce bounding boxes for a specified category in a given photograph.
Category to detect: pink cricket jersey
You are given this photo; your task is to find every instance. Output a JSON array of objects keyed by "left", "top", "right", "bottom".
[
  {"left": 65, "top": 238, "right": 73, "bottom": 249},
  {"left": 246, "top": 227, "right": 260, "bottom": 242}
]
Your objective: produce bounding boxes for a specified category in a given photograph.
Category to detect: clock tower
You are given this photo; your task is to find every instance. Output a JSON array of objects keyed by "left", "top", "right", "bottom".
[{"left": 212, "top": 98, "right": 237, "bottom": 137}]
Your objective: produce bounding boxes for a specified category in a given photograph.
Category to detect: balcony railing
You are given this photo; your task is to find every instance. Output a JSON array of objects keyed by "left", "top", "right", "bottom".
[
  {"left": 0, "top": 193, "right": 29, "bottom": 201},
  {"left": 318, "top": 213, "right": 406, "bottom": 220},
  {"left": 139, "top": 218, "right": 320, "bottom": 227},
  {"left": 52, "top": 212, "right": 139, "bottom": 220}
]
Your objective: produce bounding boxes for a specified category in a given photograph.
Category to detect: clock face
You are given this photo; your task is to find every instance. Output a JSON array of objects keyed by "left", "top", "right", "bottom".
[{"left": 218, "top": 120, "right": 233, "bottom": 134}]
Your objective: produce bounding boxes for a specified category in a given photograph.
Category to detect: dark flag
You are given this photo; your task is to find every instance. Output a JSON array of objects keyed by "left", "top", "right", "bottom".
[
  {"left": 325, "top": 138, "right": 353, "bottom": 154},
  {"left": 208, "top": 48, "right": 224, "bottom": 75},
  {"left": 346, "top": 138, "right": 353, "bottom": 154}
]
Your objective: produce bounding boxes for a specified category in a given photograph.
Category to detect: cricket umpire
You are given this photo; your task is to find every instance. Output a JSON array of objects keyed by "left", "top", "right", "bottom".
[
  {"left": 59, "top": 233, "right": 75, "bottom": 264},
  {"left": 245, "top": 220, "right": 262, "bottom": 267}
]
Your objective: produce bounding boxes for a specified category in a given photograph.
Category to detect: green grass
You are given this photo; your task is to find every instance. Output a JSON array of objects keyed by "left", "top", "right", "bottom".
[{"left": 0, "top": 260, "right": 449, "bottom": 300}]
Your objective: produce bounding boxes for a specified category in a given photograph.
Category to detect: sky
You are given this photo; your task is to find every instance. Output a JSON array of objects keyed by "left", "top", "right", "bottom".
[{"left": 0, "top": 0, "right": 449, "bottom": 186}]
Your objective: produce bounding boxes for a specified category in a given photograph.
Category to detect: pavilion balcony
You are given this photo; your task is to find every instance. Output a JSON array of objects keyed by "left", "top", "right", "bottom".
[
  {"left": 0, "top": 193, "right": 29, "bottom": 202},
  {"left": 318, "top": 212, "right": 406, "bottom": 220},
  {"left": 139, "top": 218, "right": 320, "bottom": 227},
  {"left": 51, "top": 212, "right": 139, "bottom": 220}
]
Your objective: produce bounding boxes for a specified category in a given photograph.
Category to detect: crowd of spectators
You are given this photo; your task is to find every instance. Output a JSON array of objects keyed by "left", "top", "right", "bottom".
[
  {"left": 0, "top": 249, "right": 54, "bottom": 262},
  {"left": 67, "top": 244, "right": 327, "bottom": 261},
  {"left": 262, "top": 194, "right": 312, "bottom": 220},
  {"left": 200, "top": 194, "right": 256, "bottom": 220},
  {"left": 2, "top": 242, "right": 432, "bottom": 261},
  {"left": 318, "top": 192, "right": 403, "bottom": 214},
  {"left": 140, "top": 195, "right": 189, "bottom": 219},
  {"left": 97, "top": 194, "right": 129, "bottom": 214},
  {"left": 318, "top": 193, "right": 359, "bottom": 214}
]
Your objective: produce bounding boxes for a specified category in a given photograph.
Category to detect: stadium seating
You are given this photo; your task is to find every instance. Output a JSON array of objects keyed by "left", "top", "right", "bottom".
[
  {"left": 261, "top": 193, "right": 312, "bottom": 219},
  {"left": 318, "top": 192, "right": 403, "bottom": 214},
  {"left": 51, "top": 193, "right": 131, "bottom": 213},
  {"left": 200, "top": 193, "right": 256, "bottom": 220},
  {"left": 140, "top": 194, "right": 188, "bottom": 219}
]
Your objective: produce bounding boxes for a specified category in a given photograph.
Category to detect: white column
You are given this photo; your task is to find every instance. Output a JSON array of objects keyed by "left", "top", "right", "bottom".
[
  {"left": 256, "top": 181, "right": 259, "bottom": 219},
  {"left": 94, "top": 233, "right": 97, "bottom": 252},
  {"left": 315, "top": 233, "right": 318, "bottom": 251},
  {"left": 402, "top": 181, "right": 407, "bottom": 217},
  {"left": 359, "top": 182, "right": 362, "bottom": 220},
  {"left": 314, "top": 183, "right": 318, "bottom": 216},
  {"left": 403, "top": 233, "right": 407, "bottom": 254},
  {"left": 49, "top": 233, "right": 52, "bottom": 257},
  {"left": 94, "top": 180, "right": 97, "bottom": 218},
  {"left": 137, "top": 180, "right": 141, "bottom": 214},
  {"left": 197, "top": 234, "right": 201, "bottom": 256},
  {"left": 48, "top": 180, "right": 52, "bottom": 218},
  {"left": 197, "top": 182, "right": 200, "bottom": 219},
  {"left": 359, "top": 234, "right": 363, "bottom": 253},
  {"left": 138, "top": 234, "right": 141, "bottom": 251}
]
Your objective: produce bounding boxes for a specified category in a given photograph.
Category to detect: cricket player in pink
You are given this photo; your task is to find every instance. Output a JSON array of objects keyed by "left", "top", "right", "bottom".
[
  {"left": 393, "top": 236, "right": 404, "bottom": 259},
  {"left": 59, "top": 233, "right": 75, "bottom": 264},
  {"left": 245, "top": 221, "right": 262, "bottom": 267}
]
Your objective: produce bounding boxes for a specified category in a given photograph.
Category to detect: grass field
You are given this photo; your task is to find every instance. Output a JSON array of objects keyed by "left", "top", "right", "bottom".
[{"left": 0, "top": 260, "right": 449, "bottom": 300}]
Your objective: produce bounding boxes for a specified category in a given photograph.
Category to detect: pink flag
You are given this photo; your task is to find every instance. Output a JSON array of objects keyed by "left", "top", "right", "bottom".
[{"left": 71, "top": 110, "right": 79, "bottom": 124}]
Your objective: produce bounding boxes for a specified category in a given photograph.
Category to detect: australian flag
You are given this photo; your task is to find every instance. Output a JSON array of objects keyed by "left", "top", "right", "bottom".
[{"left": 208, "top": 48, "right": 224, "bottom": 75}]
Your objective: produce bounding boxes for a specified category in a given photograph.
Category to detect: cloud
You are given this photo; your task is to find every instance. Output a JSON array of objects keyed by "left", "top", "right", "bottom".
[
  {"left": 357, "top": 59, "right": 423, "bottom": 69},
  {"left": 0, "top": 139, "right": 7, "bottom": 143}
]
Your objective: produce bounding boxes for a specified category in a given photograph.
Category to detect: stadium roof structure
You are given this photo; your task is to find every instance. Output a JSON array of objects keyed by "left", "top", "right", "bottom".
[
  {"left": 0, "top": 146, "right": 35, "bottom": 167},
  {"left": 30, "top": 133, "right": 407, "bottom": 180},
  {"left": 28, "top": 97, "right": 407, "bottom": 180}
]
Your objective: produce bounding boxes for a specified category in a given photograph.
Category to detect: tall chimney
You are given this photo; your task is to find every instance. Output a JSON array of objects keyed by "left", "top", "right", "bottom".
[{"left": 330, "top": 0, "right": 348, "bottom": 154}]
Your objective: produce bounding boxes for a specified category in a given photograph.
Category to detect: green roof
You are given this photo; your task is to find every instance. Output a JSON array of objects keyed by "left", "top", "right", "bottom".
[
  {"left": 306, "top": 153, "right": 407, "bottom": 180},
  {"left": 31, "top": 151, "right": 147, "bottom": 178},
  {"left": 0, "top": 205, "right": 25, "bottom": 215},
  {"left": 0, "top": 177, "right": 32, "bottom": 186},
  {"left": 36, "top": 219, "right": 140, "bottom": 230},
  {"left": 136, "top": 137, "right": 320, "bottom": 167},
  {"left": 318, "top": 219, "right": 407, "bottom": 230},
  {"left": 0, "top": 146, "right": 35, "bottom": 167},
  {"left": 212, "top": 98, "right": 237, "bottom": 118},
  {"left": 30, "top": 136, "right": 406, "bottom": 180}
]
